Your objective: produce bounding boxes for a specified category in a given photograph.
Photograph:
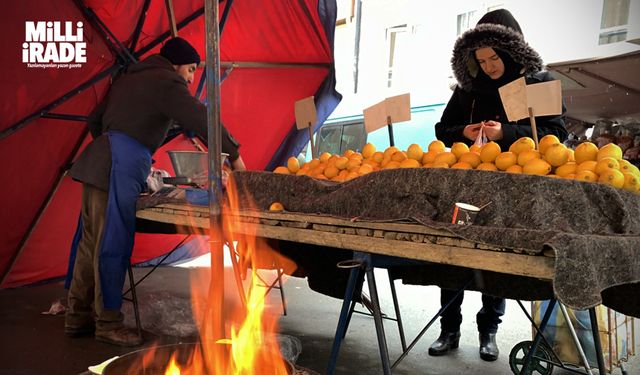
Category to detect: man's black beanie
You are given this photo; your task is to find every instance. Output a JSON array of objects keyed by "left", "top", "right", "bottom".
[{"left": 160, "top": 37, "right": 201, "bottom": 65}]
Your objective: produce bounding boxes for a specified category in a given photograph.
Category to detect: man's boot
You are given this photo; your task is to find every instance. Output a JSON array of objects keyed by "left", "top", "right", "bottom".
[
  {"left": 479, "top": 332, "right": 499, "bottom": 361},
  {"left": 428, "top": 331, "right": 461, "bottom": 356}
]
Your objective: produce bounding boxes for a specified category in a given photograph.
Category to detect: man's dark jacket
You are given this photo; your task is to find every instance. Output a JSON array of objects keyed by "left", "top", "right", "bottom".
[{"left": 70, "top": 54, "right": 240, "bottom": 190}]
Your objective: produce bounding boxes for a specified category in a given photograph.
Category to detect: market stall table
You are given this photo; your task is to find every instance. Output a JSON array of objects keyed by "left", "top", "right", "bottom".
[{"left": 136, "top": 169, "right": 640, "bottom": 374}]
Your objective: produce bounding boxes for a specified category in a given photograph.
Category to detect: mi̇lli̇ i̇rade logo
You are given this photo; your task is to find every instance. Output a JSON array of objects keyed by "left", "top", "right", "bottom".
[{"left": 23, "top": 21, "right": 86, "bottom": 69}]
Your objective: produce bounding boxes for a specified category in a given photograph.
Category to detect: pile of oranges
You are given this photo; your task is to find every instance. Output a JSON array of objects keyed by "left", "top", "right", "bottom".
[{"left": 272, "top": 135, "right": 640, "bottom": 194}]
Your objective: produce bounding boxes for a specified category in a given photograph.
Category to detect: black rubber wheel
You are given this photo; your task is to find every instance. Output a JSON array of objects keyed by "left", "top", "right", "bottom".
[{"left": 509, "top": 340, "right": 554, "bottom": 375}]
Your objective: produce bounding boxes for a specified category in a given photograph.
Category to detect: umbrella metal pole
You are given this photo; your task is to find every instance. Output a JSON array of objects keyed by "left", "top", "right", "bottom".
[{"left": 204, "top": 0, "right": 225, "bottom": 347}]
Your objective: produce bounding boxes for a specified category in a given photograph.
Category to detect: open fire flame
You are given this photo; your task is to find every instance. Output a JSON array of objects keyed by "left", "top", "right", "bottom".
[{"left": 135, "top": 174, "right": 295, "bottom": 374}]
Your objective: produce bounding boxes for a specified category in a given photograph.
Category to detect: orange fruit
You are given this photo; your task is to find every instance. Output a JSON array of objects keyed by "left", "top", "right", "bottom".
[
  {"left": 574, "top": 142, "right": 599, "bottom": 164},
  {"left": 494, "top": 152, "right": 517, "bottom": 171},
  {"left": 422, "top": 150, "right": 441, "bottom": 164},
  {"left": 476, "top": 162, "right": 498, "bottom": 171},
  {"left": 480, "top": 141, "right": 501, "bottom": 163},
  {"left": 451, "top": 142, "right": 470, "bottom": 159},
  {"left": 451, "top": 162, "right": 473, "bottom": 169},
  {"left": 458, "top": 152, "right": 482, "bottom": 168},
  {"left": 273, "top": 166, "right": 290, "bottom": 174},
  {"left": 319, "top": 152, "right": 332, "bottom": 162},
  {"left": 595, "top": 157, "right": 620, "bottom": 176},
  {"left": 505, "top": 165, "right": 523, "bottom": 174},
  {"left": 509, "top": 137, "right": 536, "bottom": 155},
  {"left": 371, "top": 151, "right": 384, "bottom": 163},
  {"left": 598, "top": 169, "right": 624, "bottom": 188},
  {"left": 544, "top": 143, "right": 570, "bottom": 167},
  {"left": 382, "top": 161, "right": 400, "bottom": 170},
  {"left": 597, "top": 143, "right": 623, "bottom": 161},
  {"left": 391, "top": 151, "right": 408, "bottom": 162},
  {"left": 428, "top": 140, "right": 446, "bottom": 153},
  {"left": 576, "top": 160, "right": 598, "bottom": 174},
  {"left": 346, "top": 158, "right": 362, "bottom": 171},
  {"left": 269, "top": 202, "right": 284, "bottom": 211},
  {"left": 575, "top": 170, "right": 598, "bottom": 183},
  {"left": 324, "top": 165, "right": 339, "bottom": 179},
  {"left": 434, "top": 152, "right": 457, "bottom": 167},
  {"left": 357, "top": 164, "right": 374, "bottom": 175},
  {"left": 523, "top": 158, "right": 552, "bottom": 176},
  {"left": 538, "top": 134, "right": 560, "bottom": 154},
  {"left": 362, "top": 143, "right": 376, "bottom": 159},
  {"left": 622, "top": 173, "right": 639, "bottom": 193},
  {"left": 431, "top": 161, "right": 450, "bottom": 169},
  {"left": 517, "top": 149, "right": 541, "bottom": 167},
  {"left": 618, "top": 159, "right": 635, "bottom": 174},
  {"left": 383, "top": 146, "right": 400, "bottom": 159},
  {"left": 406, "top": 144, "right": 424, "bottom": 161},
  {"left": 469, "top": 144, "right": 482, "bottom": 153},
  {"left": 334, "top": 156, "right": 349, "bottom": 170},
  {"left": 287, "top": 156, "right": 301, "bottom": 173},
  {"left": 399, "top": 159, "right": 421, "bottom": 168},
  {"left": 555, "top": 162, "right": 577, "bottom": 177}
]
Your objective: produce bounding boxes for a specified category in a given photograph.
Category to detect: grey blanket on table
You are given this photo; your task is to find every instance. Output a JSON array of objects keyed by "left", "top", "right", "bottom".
[{"left": 231, "top": 169, "right": 640, "bottom": 318}]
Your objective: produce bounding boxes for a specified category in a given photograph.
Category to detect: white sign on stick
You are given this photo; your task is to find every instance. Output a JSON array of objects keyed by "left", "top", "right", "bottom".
[
  {"left": 363, "top": 93, "right": 411, "bottom": 133},
  {"left": 294, "top": 96, "right": 317, "bottom": 130},
  {"left": 385, "top": 93, "right": 411, "bottom": 123},
  {"left": 526, "top": 80, "right": 563, "bottom": 117},
  {"left": 363, "top": 101, "right": 387, "bottom": 133},
  {"left": 499, "top": 78, "right": 562, "bottom": 121}
]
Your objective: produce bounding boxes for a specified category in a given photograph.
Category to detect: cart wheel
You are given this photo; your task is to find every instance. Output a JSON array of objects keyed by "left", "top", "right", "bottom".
[{"left": 509, "top": 340, "right": 554, "bottom": 375}]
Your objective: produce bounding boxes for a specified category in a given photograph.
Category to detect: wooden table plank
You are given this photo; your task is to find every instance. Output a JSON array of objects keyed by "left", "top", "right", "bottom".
[{"left": 136, "top": 204, "right": 554, "bottom": 280}]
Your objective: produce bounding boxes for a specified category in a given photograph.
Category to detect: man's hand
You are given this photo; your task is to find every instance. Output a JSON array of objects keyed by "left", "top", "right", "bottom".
[
  {"left": 482, "top": 120, "right": 503, "bottom": 141},
  {"left": 463, "top": 123, "right": 484, "bottom": 141}
]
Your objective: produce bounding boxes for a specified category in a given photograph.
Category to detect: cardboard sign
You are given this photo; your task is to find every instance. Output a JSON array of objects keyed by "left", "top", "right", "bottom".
[
  {"left": 294, "top": 96, "right": 317, "bottom": 130},
  {"left": 363, "top": 101, "right": 387, "bottom": 133},
  {"left": 499, "top": 77, "right": 528, "bottom": 122},
  {"left": 385, "top": 93, "right": 411, "bottom": 123},
  {"left": 499, "top": 78, "right": 562, "bottom": 121},
  {"left": 526, "top": 80, "right": 563, "bottom": 117},
  {"left": 363, "top": 93, "right": 411, "bottom": 133}
]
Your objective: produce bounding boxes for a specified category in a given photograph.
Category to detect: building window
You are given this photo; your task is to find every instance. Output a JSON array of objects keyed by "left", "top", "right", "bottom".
[
  {"left": 599, "top": 0, "right": 630, "bottom": 44},
  {"left": 386, "top": 25, "right": 408, "bottom": 88},
  {"left": 336, "top": 0, "right": 356, "bottom": 27},
  {"left": 456, "top": 11, "right": 477, "bottom": 36}
]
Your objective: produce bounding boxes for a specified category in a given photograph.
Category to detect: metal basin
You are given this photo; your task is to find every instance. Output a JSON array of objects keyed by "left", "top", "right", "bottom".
[
  {"left": 167, "top": 151, "right": 228, "bottom": 179},
  {"left": 102, "top": 342, "right": 297, "bottom": 374}
]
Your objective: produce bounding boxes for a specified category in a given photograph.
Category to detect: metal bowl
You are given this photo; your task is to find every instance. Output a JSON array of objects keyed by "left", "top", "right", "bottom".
[
  {"left": 102, "top": 342, "right": 296, "bottom": 374},
  {"left": 167, "top": 151, "right": 228, "bottom": 179}
]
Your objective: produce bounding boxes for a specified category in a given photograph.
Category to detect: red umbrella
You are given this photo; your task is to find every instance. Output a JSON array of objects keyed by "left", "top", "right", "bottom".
[{"left": 0, "top": 0, "right": 341, "bottom": 287}]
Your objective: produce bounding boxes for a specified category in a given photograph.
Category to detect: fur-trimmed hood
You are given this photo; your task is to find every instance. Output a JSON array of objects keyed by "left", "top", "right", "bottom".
[{"left": 451, "top": 23, "right": 543, "bottom": 91}]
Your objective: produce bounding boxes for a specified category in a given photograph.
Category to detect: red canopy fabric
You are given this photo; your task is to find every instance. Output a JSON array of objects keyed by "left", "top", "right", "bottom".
[{"left": 0, "top": 0, "right": 339, "bottom": 287}]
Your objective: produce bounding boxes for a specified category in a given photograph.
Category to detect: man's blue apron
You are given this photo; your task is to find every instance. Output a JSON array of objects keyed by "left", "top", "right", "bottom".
[{"left": 66, "top": 131, "right": 151, "bottom": 310}]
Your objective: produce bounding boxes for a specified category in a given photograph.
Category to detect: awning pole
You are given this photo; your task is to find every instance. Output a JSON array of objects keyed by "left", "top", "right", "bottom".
[{"left": 204, "top": 0, "right": 225, "bottom": 345}]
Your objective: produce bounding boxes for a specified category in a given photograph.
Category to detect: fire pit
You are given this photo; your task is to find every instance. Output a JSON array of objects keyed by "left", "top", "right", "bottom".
[{"left": 102, "top": 343, "right": 320, "bottom": 375}]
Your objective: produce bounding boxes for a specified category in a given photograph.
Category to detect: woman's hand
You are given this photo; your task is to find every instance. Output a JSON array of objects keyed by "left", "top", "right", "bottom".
[
  {"left": 482, "top": 120, "right": 503, "bottom": 140},
  {"left": 463, "top": 123, "right": 484, "bottom": 141}
]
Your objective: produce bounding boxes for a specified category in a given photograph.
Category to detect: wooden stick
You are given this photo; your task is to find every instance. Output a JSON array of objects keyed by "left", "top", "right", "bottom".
[
  {"left": 386, "top": 115, "right": 395, "bottom": 147},
  {"left": 164, "top": 0, "right": 178, "bottom": 37},
  {"left": 308, "top": 123, "right": 317, "bottom": 159},
  {"left": 528, "top": 107, "right": 539, "bottom": 150}
]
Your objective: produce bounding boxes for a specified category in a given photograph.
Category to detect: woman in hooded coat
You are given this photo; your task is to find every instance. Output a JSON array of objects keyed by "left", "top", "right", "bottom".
[
  {"left": 435, "top": 10, "right": 567, "bottom": 150},
  {"left": 430, "top": 9, "right": 568, "bottom": 362}
]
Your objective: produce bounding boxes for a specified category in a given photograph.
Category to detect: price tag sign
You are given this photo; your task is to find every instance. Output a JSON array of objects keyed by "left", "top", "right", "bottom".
[
  {"left": 363, "top": 93, "right": 411, "bottom": 133},
  {"left": 499, "top": 78, "right": 562, "bottom": 121},
  {"left": 294, "top": 96, "right": 317, "bottom": 130},
  {"left": 385, "top": 93, "right": 411, "bottom": 123}
]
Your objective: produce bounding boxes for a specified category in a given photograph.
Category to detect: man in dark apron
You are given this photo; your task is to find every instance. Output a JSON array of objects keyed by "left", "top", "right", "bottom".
[{"left": 64, "top": 37, "right": 244, "bottom": 346}]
